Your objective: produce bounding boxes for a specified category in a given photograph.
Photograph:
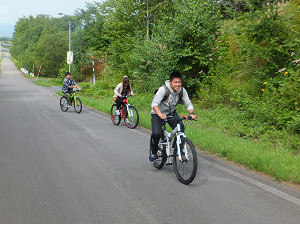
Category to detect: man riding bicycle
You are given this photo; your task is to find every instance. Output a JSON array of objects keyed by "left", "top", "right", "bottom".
[
  {"left": 149, "top": 71, "right": 197, "bottom": 163},
  {"left": 62, "top": 72, "right": 81, "bottom": 107}
]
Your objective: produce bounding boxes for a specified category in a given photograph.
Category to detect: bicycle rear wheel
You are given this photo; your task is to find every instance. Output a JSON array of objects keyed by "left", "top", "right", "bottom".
[
  {"left": 173, "top": 137, "right": 197, "bottom": 185},
  {"left": 74, "top": 97, "right": 82, "bottom": 114},
  {"left": 111, "top": 104, "right": 121, "bottom": 125},
  {"left": 124, "top": 105, "right": 139, "bottom": 129},
  {"left": 60, "top": 96, "right": 68, "bottom": 112},
  {"left": 153, "top": 138, "right": 167, "bottom": 169}
]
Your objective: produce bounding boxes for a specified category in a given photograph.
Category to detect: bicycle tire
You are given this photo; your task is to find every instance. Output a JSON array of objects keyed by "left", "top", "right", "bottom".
[
  {"left": 60, "top": 96, "right": 68, "bottom": 112},
  {"left": 111, "top": 104, "right": 121, "bottom": 125},
  {"left": 153, "top": 138, "right": 167, "bottom": 169},
  {"left": 124, "top": 105, "right": 139, "bottom": 129},
  {"left": 173, "top": 137, "right": 197, "bottom": 185},
  {"left": 74, "top": 97, "right": 82, "bottom": 114}
]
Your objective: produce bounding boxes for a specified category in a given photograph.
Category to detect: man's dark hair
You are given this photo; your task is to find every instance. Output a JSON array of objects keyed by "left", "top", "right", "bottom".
[
  {"left": 66, "top": 72, "right": 71, "bottom": 76},
  {"left": 169, "top": 71, "right": 182, "bottom": 81}
]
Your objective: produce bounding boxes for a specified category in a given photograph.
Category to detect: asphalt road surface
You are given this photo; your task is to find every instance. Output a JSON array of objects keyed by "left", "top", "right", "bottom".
[{"left": 0, "top": 56, "right": 299, "bottom": 223}]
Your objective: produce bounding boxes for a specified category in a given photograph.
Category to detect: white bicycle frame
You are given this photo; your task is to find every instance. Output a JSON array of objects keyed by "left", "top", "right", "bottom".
[{"left": 160, "top": 121, "right": 190, "bottom": 164}]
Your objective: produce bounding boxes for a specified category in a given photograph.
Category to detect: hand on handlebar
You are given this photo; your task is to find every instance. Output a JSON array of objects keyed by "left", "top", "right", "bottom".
[
  {"left": 159, "top": 114, "right": 167, "bottom": 120},
  {"left": 121, "top": 94, "right": 134, "bottom": 98},
  {"left": 190, "top": 114, "right": 197, "bottom": 120},
  {"left": 183, "top": 115, "right": 197, "bottom": 121}
]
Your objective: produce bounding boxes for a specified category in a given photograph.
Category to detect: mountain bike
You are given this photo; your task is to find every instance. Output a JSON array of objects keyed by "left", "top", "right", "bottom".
[
  {"left": 60, "top": 89, "right": 82, "bottom": 114},
  {"left": 153, "top": 115, "right": 197, "bottom": 185},
  {"left": 110, "top": 95, "right": 139, "bottom": 129}
]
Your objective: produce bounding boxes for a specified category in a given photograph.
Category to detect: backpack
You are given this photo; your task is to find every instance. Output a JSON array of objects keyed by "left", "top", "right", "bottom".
[{"left": 154, "top": 84, "right": 183, "bottom": 102}]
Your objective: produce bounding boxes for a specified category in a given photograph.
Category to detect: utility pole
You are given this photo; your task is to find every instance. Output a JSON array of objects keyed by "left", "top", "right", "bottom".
[{"left": 59, "top": 13, "right": 72, "bottom": 73}]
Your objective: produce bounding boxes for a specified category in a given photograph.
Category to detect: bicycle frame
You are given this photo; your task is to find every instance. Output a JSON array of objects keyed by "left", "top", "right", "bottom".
[
  {"left": 120, "top": 99, "right": 128, "bottom": 117},
  {"left": 161, "top": 119, "right": 190, "bottom": 164},
  {"left": 70, "top": 90, "right": 79, "bottom": 102},
  {"left": 120, "top": 97, "right": 133, "bottom": 119}
]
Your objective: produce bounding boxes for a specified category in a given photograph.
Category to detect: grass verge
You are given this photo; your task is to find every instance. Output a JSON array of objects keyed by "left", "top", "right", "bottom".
[{"left": 31, "top": 77, "right": 62, "bottom": 87}]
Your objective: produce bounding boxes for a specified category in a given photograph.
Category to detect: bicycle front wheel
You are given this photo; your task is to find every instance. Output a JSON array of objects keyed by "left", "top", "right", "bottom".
[
  {"left": 74, "top": 97, "right": 82, "bottom": 114},
  {"left": 111, "top": 104, "right": 121, "bottom": 125},
  {"left": 60, "top": 96, "right": 68, "bottom": 112},
  {"left": 173, "top": 137, "right": 197, "bottom": 185},
  {"left": 124, "top": 105, "right": 139, "bottom": 129}
]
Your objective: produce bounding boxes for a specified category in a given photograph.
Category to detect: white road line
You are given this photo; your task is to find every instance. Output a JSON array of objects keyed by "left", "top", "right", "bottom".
[
  {"left": 201, "top": 158, "right": 300, "bottom": 206},
  {"left": 82, "top": 104, "right": 300, "bottom": 206}
]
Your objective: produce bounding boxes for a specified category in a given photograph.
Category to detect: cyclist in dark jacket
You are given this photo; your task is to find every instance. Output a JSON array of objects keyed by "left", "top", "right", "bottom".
[{"left": 62, "top": 72, "right": 81, "bottom": 106}]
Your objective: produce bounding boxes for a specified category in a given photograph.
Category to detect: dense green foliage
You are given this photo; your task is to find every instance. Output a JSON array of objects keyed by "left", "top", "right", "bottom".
[
  {"left": 12, "top": 1, "right": 299, "bottom": 153},
  {"left": 11, "top": 15, "right": 69, "bottom": 77}
]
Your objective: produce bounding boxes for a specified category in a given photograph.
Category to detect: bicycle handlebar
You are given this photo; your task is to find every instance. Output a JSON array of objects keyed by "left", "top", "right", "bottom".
[
  {"left": 121, "top": 94, "right": 134, "bottom": 98},
  {"left": 165, "top": 115, "right": 197, "bottom": 122}
]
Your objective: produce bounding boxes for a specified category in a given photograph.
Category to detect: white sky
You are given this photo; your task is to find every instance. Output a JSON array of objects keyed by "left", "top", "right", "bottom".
[{"left": 0, "top": 0, "right": 99, "bottom": 25}]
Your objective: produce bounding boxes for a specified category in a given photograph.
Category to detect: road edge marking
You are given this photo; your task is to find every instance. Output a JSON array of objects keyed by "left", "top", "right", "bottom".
[{"left": 201, "top": 158, "right": 300, "bottom": 206}]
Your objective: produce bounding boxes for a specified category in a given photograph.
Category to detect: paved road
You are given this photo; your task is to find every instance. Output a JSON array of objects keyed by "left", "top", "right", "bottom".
[{"left": 0, "top": 56, "right": 299, "bottom": 223}]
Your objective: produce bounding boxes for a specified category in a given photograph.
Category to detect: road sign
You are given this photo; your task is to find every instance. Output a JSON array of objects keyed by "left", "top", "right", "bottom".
[{"left": 67, "top": 51, "right": 73, "bottom": 64}]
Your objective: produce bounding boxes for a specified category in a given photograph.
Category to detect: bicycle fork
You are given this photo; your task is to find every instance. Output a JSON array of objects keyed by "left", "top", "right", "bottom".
[
  {"left": 126, "top": 105, "right": 133, "bottom": 119},
  {"left": 176, "top": 127, "right": 190, "bottom": 162}
]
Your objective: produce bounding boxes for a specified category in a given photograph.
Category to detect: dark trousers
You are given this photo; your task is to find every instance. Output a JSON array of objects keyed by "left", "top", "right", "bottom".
[
  {"left": 150, "top": 111, "right": 182, "bottom": 155},
  {"left": 115, "top": 97, "right": 125, "bottom": 109},
  {"left": 63, "top": 91, "right": 74, "bottom": 105}
]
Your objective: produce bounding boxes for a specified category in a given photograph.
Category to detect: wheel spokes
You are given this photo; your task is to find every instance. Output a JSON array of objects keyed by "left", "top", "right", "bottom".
[{"left": 176, "top": 142, "right": 194, "bottom": 180}]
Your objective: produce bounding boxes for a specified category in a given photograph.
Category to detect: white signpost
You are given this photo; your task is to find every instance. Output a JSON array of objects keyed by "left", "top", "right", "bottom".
[{"left": 67, "top": 51, "right": 73, "bottom": 64}]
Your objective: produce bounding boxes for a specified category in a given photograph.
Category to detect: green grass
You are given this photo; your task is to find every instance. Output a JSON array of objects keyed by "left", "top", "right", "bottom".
[
  {"left": 55, "top": 89, "right": 299, "bottom": 184},
  {"left": 33, "top": 80, "right": 52, "bottom": 87},
  {"left": 25, "top": 75, "right": 36, "bottom": 79},
  {"left": 31, "top": 77, "right": 63, "bottom": 87}
]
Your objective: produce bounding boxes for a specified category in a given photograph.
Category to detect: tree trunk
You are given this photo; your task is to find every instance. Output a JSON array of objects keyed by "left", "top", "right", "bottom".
[
  {"left": 151, "top": 9, "right": 156, "bottom": 41},
  {"left": 146, "top": 0, "right": 149, "bottom": 41}
]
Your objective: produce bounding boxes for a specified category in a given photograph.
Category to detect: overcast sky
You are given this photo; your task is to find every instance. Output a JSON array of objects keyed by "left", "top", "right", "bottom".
[{"left": 0, "top": 0, "right": 99, "bottom": 36}]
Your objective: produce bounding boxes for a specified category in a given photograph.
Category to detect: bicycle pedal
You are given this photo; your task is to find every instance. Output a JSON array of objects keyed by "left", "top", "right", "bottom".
[{"left": 166, "top": 163, "right": 173, "bottom": 165}]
